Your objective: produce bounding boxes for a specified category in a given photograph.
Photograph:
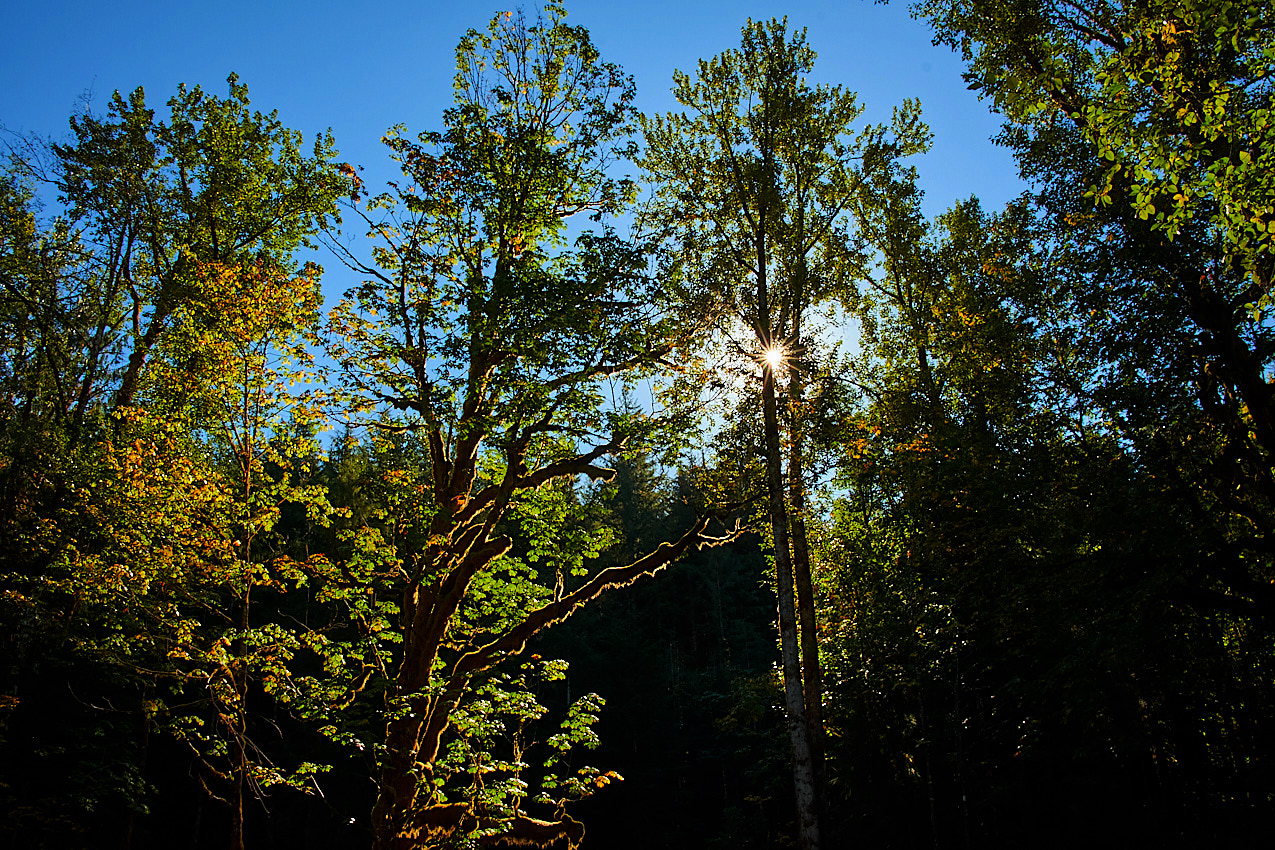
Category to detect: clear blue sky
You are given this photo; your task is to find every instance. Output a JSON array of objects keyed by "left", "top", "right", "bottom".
[{"left": 1, "top": 0, "right": 1022, "bottom": 237}]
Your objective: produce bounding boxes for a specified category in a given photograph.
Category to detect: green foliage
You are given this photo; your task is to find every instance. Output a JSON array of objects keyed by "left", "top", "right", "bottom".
[
  {"left": 822, "top": 185, "right": 1205, "bottom": 843},
  {"left": 52, "top": 75, "right": 346, "bottom": 412},
  {"left": 7, "top": 4, "right": 1275, "bottom": 848},
  {"left": 0, "top": 73, "right": 350, "bottom": 847},
  {"left": 640, "top": 16, "right": 928, "bottom": 356},
  {"left": 316, "top": 8, "right": 734, "bottom": 847},
  {"left": 58, "top": 74, "right": 344, "bottom": 264},
  {"left": 0, "top": 169, "right": 98, "bottom": 439},
  {"left": 921, "top": 0, "right": 1275, "bottom": 631},
  {"left": 818, "top": 10, "right": 1275, "bottom": 831},
  {"left": 917, "top": 0, "right": 1275, "bottom": 291}
]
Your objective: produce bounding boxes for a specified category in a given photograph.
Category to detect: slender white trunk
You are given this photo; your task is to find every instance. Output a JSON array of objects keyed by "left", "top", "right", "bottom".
[{"left": 763, "top": 358, "right": 820, "bottom": 850}]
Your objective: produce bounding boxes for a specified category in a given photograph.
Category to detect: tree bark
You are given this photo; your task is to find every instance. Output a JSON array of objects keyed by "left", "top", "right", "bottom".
[
  {"left": 786, "top": 245, "right": 826, "bottom": 834},
  {"left": 367, "top": 505, "right": 726, "bottom": 849},
  {"left": 763, "top": 362, "right": 820, "bottom": 850},
  {"left": 751, "top": 143, "right": 820, "bottom": 847},
  {"left": 786, "top": 358, "right": 825, "bottom": 810}
]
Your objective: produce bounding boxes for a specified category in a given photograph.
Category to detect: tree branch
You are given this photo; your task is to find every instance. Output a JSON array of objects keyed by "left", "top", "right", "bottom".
[{"left": 451, "top": 516, "right": 739, "bottom": 678}]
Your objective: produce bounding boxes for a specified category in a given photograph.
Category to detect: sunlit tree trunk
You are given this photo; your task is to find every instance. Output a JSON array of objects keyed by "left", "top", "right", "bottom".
[
  {"left": 757, "top": 238, "right": 821, "bottom": 850},
  {"left": 763, "top": 365, "right": 820, "bottom": 850},
  {"left": 786, "top": 300, "right": 825, "bottom": 812}
]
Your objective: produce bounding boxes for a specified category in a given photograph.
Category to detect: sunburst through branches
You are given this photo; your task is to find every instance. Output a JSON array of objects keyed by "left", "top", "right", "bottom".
[{"left": 762, "top": 344, "right": 787, "bottom": 372}]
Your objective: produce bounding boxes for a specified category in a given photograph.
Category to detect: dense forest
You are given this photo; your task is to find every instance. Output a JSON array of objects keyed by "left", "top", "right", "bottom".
[{"left": 2, "top": 1, "right": 1273, "bottom": 848}]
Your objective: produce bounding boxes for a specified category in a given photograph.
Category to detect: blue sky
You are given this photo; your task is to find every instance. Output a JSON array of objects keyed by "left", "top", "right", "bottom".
[{"left": 2, "top": 0, "right": 1022, "bottom": 245}]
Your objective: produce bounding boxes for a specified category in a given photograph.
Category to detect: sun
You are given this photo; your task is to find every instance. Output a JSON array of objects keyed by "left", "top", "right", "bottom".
[{"left": 762, "top": 345, "right": 786, "bottom": 371}]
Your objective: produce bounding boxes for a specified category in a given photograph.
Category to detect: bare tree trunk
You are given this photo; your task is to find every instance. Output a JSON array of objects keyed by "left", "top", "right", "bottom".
[
  {"left": 229, "top": 463, "right": 254, "bottom": 850},
  {"left": 763, "top": 358, "right": 821, "bottom": 850},
  {"left": 786, "top": 255, "right": 826, "bottom": 829},
  {"left": 229, "top": 597, "right": 250, "bottom": 850},
  {"left": 786, "top": 359, "right": 825, "bottom": 811},
  {"left": 370, "top": 570, "right": 446, "bottom": 850},
  {"left": 230, "top": 761, "right": 245, "bottom": 850}
]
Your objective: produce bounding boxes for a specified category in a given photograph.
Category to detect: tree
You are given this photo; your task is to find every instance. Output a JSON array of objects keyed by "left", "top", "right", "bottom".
[
  {"left": 51, "top": 74, "right": 345, "bottom": 415},
  {"left": 912, "top": 0, "right": 1275, "bottom": 624},
  {"left": 814, "top": 13, "right": 1275, "bottom": 824},
  {"left": 917, "top": 0, "right": 1275, "bottom": 290},
  {"left": 322, "top": 6, "right": 733, "bottom": 846},
  {"left": 639, "top": 18, "right": 929, "bottom": 849},
  {"left": 0, "top": 78, "right": 348, "bottom": 847},
  {"left": 142, "top": 258, "right": 339, "bottom": 850},
  {"left": 903, "top": 1, "right": 1275, "bottom": 834},
  {"left": 826, "top": 183, "right": 1275, "bottom": 844},
  {"left": 1, "top": 73, "right": 346, "bottom": 585},
  {"left": 0, "top": 167, "right": 99, "bottom": 445}
]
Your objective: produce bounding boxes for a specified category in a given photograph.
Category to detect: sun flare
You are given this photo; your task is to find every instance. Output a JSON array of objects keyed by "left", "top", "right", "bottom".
[{"left": 762, "top": 346, "right": 786, "bottom": 370}]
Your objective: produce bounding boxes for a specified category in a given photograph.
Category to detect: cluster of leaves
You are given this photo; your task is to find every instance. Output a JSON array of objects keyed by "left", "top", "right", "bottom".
[{"left": 920, "top": 0, "right": 1275, "bottom": 281}]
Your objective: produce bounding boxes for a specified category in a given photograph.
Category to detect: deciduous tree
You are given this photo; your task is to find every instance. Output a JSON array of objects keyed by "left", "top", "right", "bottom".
[
  {"left": 639, "top": 18, "right": 928, "bottom": 848},
  {"left": 0, "top": 77, "right": 348, "bottom": 846},
  {"left": 913, "top": 0, "right": 1275, "bottom": 624},
  {"left": 322, "top": 6, "right": 733, "bottom": 846}
]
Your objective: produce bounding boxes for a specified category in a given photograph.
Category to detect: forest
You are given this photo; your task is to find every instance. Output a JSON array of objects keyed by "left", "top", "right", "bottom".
[{"left": 1, "top": 0, "right": 1273, "bottom": 848}]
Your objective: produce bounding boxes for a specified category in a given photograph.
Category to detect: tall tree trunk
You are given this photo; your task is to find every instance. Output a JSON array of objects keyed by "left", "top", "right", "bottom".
[
  {"left": 370, "top": 679, "right": 465, "bottom": 850},
  {"left": 371, "top": 716, "right": 421, "bottom": 849},
  {"left": 229, "top": 588, "right": 251, "bottom": 850},
  {"left": 757, "top": 226, "right": 819, "bottom": 846},
  {"left": 786, "top": 354, "right": 825, "bottom": 809},
  {"left": 228, "top": 463, "right": 255, "bottom": 850},
  {"left": 763, "top": 364, "right": 820, "bottom": 850},
  {"left": 370, "top": 573, "right": 445, "bottom": 850},
  {"left": 787, "top": 253, "right": 826, "bottom": 824},
  {"left": 230, "top": 759, "right": 245, "bottom": 850}
]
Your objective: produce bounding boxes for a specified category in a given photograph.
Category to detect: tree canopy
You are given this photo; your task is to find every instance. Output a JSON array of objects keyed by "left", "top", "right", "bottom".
[{"left": 2, "top": 2, "right": 1274, "bottom": 849}]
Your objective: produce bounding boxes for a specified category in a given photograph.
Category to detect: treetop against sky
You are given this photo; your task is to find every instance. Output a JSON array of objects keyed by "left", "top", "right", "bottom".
[{"left": 1, "top": 0, "right": 1020, "bottom": 227}]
